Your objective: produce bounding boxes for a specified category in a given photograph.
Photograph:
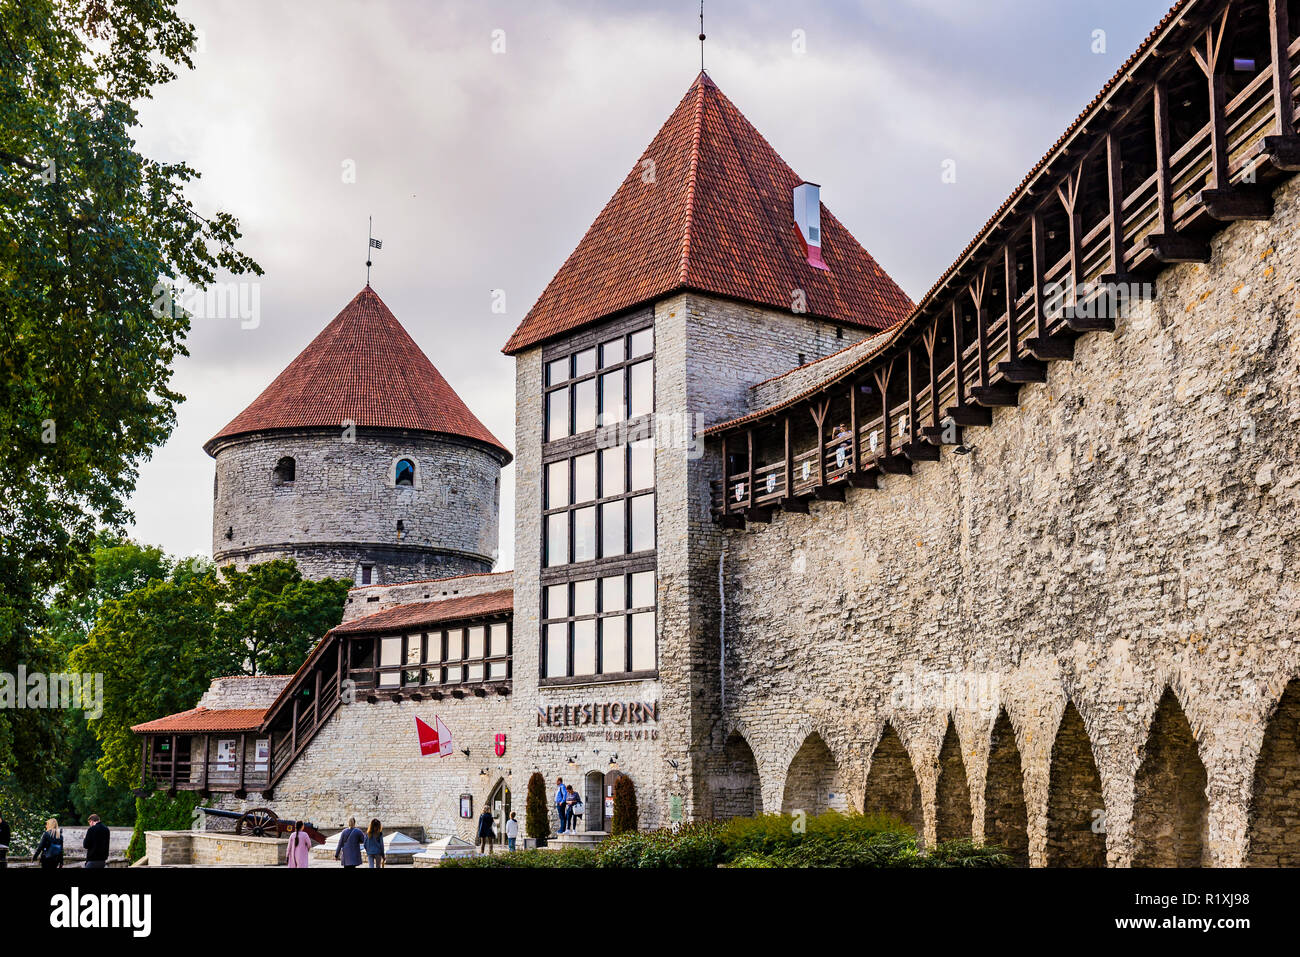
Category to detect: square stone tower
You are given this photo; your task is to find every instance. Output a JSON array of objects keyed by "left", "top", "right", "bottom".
[{"left": 504, "top": 72, "right": 911, "bottom": 825}]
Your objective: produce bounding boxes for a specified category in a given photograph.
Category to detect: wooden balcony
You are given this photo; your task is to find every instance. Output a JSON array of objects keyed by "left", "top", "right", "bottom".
[{"left": 710, "top": 0, "right": 1300, "bottom": 527}]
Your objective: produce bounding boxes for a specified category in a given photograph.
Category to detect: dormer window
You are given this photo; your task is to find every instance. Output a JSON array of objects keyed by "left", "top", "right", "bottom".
[
  {"left": 273, "top": 456, "right": 296, "bottom": 485},
  {"left": 395, "top": 458, "right": 416, "bottom": 487}
]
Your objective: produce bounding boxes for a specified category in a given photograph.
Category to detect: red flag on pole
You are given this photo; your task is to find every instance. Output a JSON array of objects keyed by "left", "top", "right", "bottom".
[{"left": 415, "top": 716, "right": 453, "bottom": 757}]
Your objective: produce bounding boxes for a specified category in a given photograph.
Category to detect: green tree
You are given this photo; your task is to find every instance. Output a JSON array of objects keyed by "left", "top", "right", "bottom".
[
  {"left": 69, "top": 557, "right": 347, "bottom": 790},
  {"left": 525, "top": 771, "right": 550, "bottom": 843},
  {"left": 214, "top": 561, "right": 349, "bottom": 676},
  {"left": 0, "top": 0, "right": 259, "bottom": 810}
]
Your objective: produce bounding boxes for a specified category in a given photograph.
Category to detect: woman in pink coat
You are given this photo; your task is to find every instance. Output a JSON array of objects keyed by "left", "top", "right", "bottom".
[{"left": 286, "top": 821, "right": 312, "bottom": 868}]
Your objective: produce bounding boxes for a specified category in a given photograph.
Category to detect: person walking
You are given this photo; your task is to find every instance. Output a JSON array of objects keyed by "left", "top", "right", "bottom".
[
  {"left": 83, "top": 813, "right": 110, "bottom": 868},
  {"left": 565, "top": 783, "right": 580, "bottom": 833},
  {"left": 364, "top": 819, "right": 385, "bottom": 868},
  {"left": 334, "top": 817, "right": 365, "bottom": 868},
  {"left": 286, "top": 821, "right": 311, "bottom": 868},
  {"left": 553, "top": 777, "right": 568, "bottom": 835},
  {"left": 0, "top": 809, "right": 10, "bottom": 869},
  {"left": 32, "top": 818, "right": 63, "bottom": 869},
  {"left": 505, "top": 811, "right": 519, "bottom": 852},
  {"left": 476, "top": 805, "right": 496, "bottom": 855}
]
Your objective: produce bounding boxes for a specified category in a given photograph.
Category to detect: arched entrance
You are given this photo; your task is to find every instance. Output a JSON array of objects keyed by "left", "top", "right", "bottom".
[
  {"left": 935, "top": 721, "right": 973, "bottom": 842},
  {"left": 863, "top": 723, "right": 923, "bottom": 834},
  {"left": 582, "top": 770, "right": 606, "bottom": 832},
  {"left": 487, "top": 778, "right": 511, "bottom": 837},
  {"left": 780, "top": 732, "right": 845, "bottom": 815},
  {"left": 1046, "top": 703, "right": 1107, "bottom": 867},
  {"left": 1133, "top": 688, "right": 1208, "bottom": 867},
  {"left": 711, "top": 732, "right": 761, "bottom": 821},
  {"left": 1247, "top": 679, "right": 1300, "bottom": 866},
  {"left": 982, "top": 709, "right": 1029, "bottom": 864}
]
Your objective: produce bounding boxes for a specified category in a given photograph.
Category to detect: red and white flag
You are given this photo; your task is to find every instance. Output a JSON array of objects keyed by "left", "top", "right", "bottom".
[{"left": 415, "top": 715, "right": 453, "bottom": 757}]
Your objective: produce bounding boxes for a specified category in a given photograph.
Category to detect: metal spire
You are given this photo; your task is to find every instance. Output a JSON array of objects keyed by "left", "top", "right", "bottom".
[
  {"left": 366, "top": 216, "right": 382, "bottom": 286},
  {"left": 699, "top": 0, "right": 706, "bottom": 73}
]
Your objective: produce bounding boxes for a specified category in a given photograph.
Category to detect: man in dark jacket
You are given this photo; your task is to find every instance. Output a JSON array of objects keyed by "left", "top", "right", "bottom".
[
  {"left": 334, "top": 817, "right": 365, "bottom": 868},
  {"left": 476, "top": 806, "right": 496, "bottom": 855},
  {"left": 83, "top": 814, "right": 110, "bottom": 868},
  {"left": 0, "top": 809, "right": 10, "bottom": 868}
]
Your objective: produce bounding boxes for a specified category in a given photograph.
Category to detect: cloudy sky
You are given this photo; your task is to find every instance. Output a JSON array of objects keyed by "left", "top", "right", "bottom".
[{"left": 125, "top": 0, "right": 1175, "bottom": 569}]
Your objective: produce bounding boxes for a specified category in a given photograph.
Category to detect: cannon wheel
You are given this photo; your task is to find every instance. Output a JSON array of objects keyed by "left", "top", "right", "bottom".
[{"left": 235, "top": 807, "right": 280, "bottom": 837}]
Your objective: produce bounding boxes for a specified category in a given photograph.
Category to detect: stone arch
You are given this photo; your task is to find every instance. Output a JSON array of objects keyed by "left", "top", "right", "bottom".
[
  {"left": 710, "top": 731, "right": 762, "bottom": 821},
  {"left": 983, "top": 708, "right": 1029, "bottom": 864},
  {"left": 1247, "top": 679, "right": 1300, "bottom": 866},
  {"left": 780, "top": 732, "right": 846, "bottom": 816},
  {"left": 1133, "top": 687, "right": 1208, "bottom": 867},
  {"left": 1046, "top": 702, "right": 1107, "bottom": 867},
  {"left": 862, "top": 723, "right": 923, "bottom": 833},
  {"left": 935, "top": 721, "right": 973, "bottom": 842}
]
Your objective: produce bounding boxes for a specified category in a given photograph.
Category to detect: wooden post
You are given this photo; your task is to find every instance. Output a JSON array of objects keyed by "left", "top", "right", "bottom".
[
  {"left": 1030, "top": 209, "right": 1048, "bottom": 338},
  {"left": 336, "top": 638, "right": 344, "bottom": 696},
  {"left": 1005, "top": 241, "right": 1020, "bottom": 362},
  {"left": 237, "top": 731, "right": 247, "bottom": 792},
  {"left": 1189, "top": 11, "right": 1232, "bottom": 191},
  {"left": 783, "top": 413, "right": 793, "bottom": 497},
  {"left": 140, "top": 738, "right": 148, "bottom": 789},
  {"left": 1269, "top": 0, "right": 1296, "bottom": 137},
  {"left": 1153, "top": 82, "right": 1175, "bottom": 234},
  {"left": 199, "top": 734, "right": 210, "bottom": 791},
  {"left": 849, "top": 383, "right": 860, "bottom": 471},
  {"left": 169, "top": 734, "right": 177, "bottom": 791},
  {"left": 969, "top": 270, "right": 989, "bottom": 387},
  {"left": 906, "top": 346, "right": 919, "bottom": 442},
  {"left": 746, "top": 428, "right": 756, "bottom": 507},
  {"left": 951, "top": 301, "right": 966, "bottom": 408},
  {"left": 874, "top": 364, "right": 893, "bottom": 458},
  {"left": 314, "top": 669, "right": 322, "bottom": 724},
  {"left": 809, "top": 401, "right": 829, "bottom": 486},
  {"left": 720, "top": 434, "right": 730, "bottom": 515},
  {"left": 291, "top": 698, "right": 299, "bottom": 753},
  {"left": 925, "top": 324, "right": 941, "bottom": 428},
  {"left": 1056, "top": 168, "right": 1083, "bottom": 308},
  {"left": 1105, "top": 131, "right": 1125, "bottom": 275}
]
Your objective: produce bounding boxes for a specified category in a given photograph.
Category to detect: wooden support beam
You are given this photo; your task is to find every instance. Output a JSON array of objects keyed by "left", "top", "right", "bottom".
[
  {"left": 810, "top": 400, "right": 830, "bottom": 488},
  {"left": 169, "top": 734, "right": 178, "bottom": 791},
  {"left": 924, "top": 322, "right": 943, "bottom": 427},
  {"left": 1030, "top": 209, "right": 1048, "bottom": 339},
  {"left": 1103, "top": 131, "right": 1129, "bottom": 282},
  {"left": 783, "top": 414, "right": 795, "bottom": 507},
  {"left": 996, "top": 358, "right": 1047, "bottom": 383},
  {"left": 1268, "top": 0, "right": 1297, "bottom": 138},
  {"left": 291, "top": 698, "right": 299, "bottom": 754},
  {"left": 236, "top": 731, "right": 247, "bottom": 794},
  {"left": 1056, "top": 167, "right": 1083, "bottom": 311},
  {"left": 848, "top": 383, "right": 861, "bottom": 478},
  {"left": 813, "top": 484, "right": 847, "bottom": 501},
  {"left": 199, "top": 734, "right": 210, "bottom": 792},
  {"left": 950, "top": 300, "right": 966, "bottom": 408},
  {"left": 1004, "top": 241, "right": 1021, "bottom": 364},
  {"left": 720, "top": 434, "right": 731, "bottom": 517},
  {"left": 780, "top": 497, "right": 810, "bottom": 513},
  {"left": 874, "top": 361, "right": 910, "bottom": 474},
  {"left": 746, "top": 428, "right": 757, "bottom": 513},
  {"left": 1153, "top": 81, "right": 1175, "bottom": 236},
  {"left": 945, "top": 403, "right": 993, "bottom": 427}
]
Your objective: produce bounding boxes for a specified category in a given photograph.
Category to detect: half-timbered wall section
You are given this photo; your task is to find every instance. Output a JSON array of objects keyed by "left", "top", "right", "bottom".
[{"left": 708, "top": 0, "right": 1299, "bottom": 522}]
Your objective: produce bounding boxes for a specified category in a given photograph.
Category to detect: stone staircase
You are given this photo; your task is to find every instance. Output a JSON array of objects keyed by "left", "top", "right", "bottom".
[{"left": 547, "top": 830, "right": 608, "bottom": 850}]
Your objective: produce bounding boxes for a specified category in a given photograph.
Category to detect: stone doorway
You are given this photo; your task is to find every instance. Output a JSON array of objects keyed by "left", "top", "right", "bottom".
[
  {"left": 863, "top": 723, "right": 923, "bottom": 834},
  {"left": 1133, "top": 688, "right": 1207, "bottom": 867},
  {"left": 582, "top": 771, "right": 605, "bottom": 831},
  {"left": 982, "top": 709, "right": 1029, "bottom": 865},
  {"left": 1046, "top": 703, "right": 1107, "bottom": 867}
]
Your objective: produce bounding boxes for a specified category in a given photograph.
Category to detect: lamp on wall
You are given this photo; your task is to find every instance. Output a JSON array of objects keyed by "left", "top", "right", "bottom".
[
  {"left": 460, "top": 748, "right": 471, "bottom": 757},
  {"left": 609, "top": 754, "right": 619, "bottom": 769}
]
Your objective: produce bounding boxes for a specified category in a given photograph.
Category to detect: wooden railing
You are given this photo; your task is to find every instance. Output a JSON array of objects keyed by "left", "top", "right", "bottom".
[{"left": 712, "top": 1, "right": 1300, "bottom": 522}]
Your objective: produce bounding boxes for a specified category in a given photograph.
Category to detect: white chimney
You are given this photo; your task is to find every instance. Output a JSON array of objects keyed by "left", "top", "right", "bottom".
[{"left": 792, "top": 181, "right": 828, "bottom": 271}]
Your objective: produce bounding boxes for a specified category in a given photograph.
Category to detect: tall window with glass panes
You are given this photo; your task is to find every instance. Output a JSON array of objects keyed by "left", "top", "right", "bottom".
[{"left": 541, "top": 319, "right": 656, "bottom": 683}]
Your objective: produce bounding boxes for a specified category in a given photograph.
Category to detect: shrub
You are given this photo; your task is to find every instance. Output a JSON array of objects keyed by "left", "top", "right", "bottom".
[
  {"left": 524, "top": 771, "right": 550, "bottom": 842},
  {"left": 440, "top": 847, "right": 598, "bottom": 868},
  {"left": 127, "top": 790, "right": 206, "bottom": 862},
  {"left": 596, "top": 824, "right": 724, "bottom": 868},
  {"left": 610, "top": 774, "right": 638, "bottom": 835},
  {"left": 717, "top": 809, "right": 909, "bottom": 858}
]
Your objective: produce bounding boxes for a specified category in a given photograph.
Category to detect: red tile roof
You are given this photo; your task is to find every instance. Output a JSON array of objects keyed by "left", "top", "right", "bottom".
[
  {"left": 333, "top": 589, "right": 513, "bottom": 636},
  {"left": 131, "top": 707, "right": 267, "bottom": 734},
  {"left": 206, "top": 286, "right": 510, "bottom": 457},
  {"left": 503, "top": 72, "right": 914, "bottom": 354}
]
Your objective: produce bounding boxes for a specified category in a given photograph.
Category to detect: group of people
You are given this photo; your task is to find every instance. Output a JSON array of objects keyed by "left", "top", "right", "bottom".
[
  {"left": 4, "top": 812, "right": 112, "bottom": 868},
  {"left": 326, "top": 817, "right": 387, "bottom": 868},
  {"left": 475, "top": 806, "right": 519, "bottom": 854},
  {"left": 554, "top": 777, "right": 586, "bottom": 834}
]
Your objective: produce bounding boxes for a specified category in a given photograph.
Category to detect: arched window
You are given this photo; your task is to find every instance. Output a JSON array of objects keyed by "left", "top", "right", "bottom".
[
  {"left": 395, "top": 458, "right": 416, "bottom": 487},
  {"left": 273, "top": 456, "right": 296, "bottom": 485}
]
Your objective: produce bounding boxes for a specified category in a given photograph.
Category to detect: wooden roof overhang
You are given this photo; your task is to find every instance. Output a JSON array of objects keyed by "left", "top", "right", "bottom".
[{"left": 705, "top": 0, "right": 1300, "bottom": 523}]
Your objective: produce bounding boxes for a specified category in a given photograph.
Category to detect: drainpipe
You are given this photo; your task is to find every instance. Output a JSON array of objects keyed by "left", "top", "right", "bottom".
[{"left": 718, "top": 549, "right": 728, "bottom": 713}]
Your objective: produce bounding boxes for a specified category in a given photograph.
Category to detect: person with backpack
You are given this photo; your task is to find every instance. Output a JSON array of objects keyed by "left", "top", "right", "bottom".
[
  {"left": 565, "top": 784, "right": 581, "bottom": 832},
  {"left": 364, "top": 819, "right": 385, "bottom": 868},
  {"left": 334, "top": 817, "right": 365, "bottom": 868},
  {"left": 32, "top": 818, "right": 63, "bottom": 869},
  {"left": 286, "top": 821, "right": 311, "bottom": 868}
]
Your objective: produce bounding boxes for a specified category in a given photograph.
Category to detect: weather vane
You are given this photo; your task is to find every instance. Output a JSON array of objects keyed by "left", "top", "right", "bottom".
[
  {"left": 699, "top": 0, "right": 706, "bottom": 73},
  {"left": 366, "top": 216, "right": 382, "bottom": 286}
]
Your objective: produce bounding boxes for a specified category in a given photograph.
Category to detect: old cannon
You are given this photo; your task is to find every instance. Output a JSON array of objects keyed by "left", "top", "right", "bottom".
[{"left": 200, "top": 806, "right": 325, "bottom": 843}]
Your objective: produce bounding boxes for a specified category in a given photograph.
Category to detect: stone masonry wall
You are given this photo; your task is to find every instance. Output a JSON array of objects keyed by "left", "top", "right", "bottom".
[
  {"left": 211, "top": 428, "right": 505, "bottom": 585},
  {"left": 713, "top": 173, "right": 1300, "bottom": 866},
  {"left": 343, "top": 571, "right": 513, "bottom": 623},
  {"left": 198, "top": 675, "right": 291, "bottom": 709}
]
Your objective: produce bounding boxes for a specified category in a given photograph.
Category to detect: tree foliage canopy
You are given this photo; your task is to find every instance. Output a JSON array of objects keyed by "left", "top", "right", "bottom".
[{"left": 0, "top": 0, "right": 258, "bottom": 803}]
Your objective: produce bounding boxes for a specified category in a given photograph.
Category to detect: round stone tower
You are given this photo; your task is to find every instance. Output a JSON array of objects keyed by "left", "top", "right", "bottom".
[{"left": 205, "top": 285, "right": 511, "bottom": 585}]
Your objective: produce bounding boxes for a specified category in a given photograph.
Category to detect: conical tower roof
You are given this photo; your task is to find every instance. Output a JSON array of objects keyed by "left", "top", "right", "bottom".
[
  {"left": 206, "top": 286, "right": 508, "bottom": 458},
  {"left": 503, "top": 72, "right": 913, "bottom": 354}
]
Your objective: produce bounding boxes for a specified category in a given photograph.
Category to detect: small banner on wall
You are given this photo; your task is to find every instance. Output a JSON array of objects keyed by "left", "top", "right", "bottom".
[{"left": 415, "top": 715, "right": 453, "bottom": 757}]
